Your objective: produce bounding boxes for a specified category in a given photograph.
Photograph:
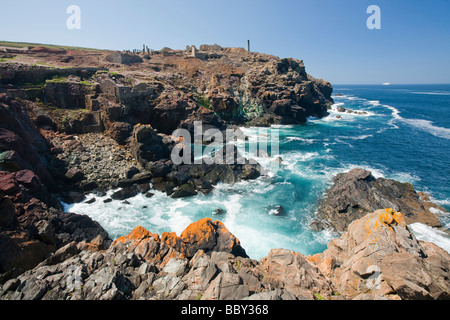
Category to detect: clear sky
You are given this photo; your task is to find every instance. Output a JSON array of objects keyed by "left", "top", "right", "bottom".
[{"left": 1, "top": 0, "right": 450, "bottom": 84}]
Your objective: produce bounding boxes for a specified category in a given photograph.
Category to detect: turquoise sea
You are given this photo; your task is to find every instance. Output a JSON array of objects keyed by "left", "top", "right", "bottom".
[{"left": 66, "top": 84, "right": 450, "bottom": 259}]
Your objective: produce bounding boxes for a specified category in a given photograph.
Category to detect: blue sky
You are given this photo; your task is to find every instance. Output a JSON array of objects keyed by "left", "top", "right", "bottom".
[{"left": 1, "top": 0, "right": 450, "bottom": 84}]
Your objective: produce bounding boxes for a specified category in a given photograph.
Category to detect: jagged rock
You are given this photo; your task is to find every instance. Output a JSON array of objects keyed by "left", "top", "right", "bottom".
[
  {"left": 111, "top": 186, "right": 138, "bottom": 201},
  {"left": 0, "top": 95, "right": 57, "bottom": 190},
  {"left": 149, "top": 92, "right": 198, "bottom": 135},
  {"left": 257, "top": 248, "right": 333, "bottom": 300},
  {"left": 316, "top": 168, "right": 444, "bottom": 232},
  {"left": 130, "top": 125, "right": 172, "bottom": 166},
  {"left": 65, "top": 167, "right": 84, "bottom": 183},
  {"left": 107, "top": 122, "right": 133, "bottom": 145},
  {"left": 61, "top": 191, "right": 85, "bottom": 204},
  {"left": 44, "top": 80, "right": 94, "bottom": 109},
  {"left": 309, "top": 208, "right": 450, "bottom": 300},
  {"left": 2, "top": 211, "right": 449, "bottom": 300},
  {"left": 0, "top": 197, "right": 17, "bottom": 229},
  {"left": 171, "top": 184, "right": 197, "bottom": 198}
]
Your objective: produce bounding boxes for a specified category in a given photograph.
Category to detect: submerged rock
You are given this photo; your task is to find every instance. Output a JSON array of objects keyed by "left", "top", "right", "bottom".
[{"left": 266, "top": 205, "right": 285, "bottom": 216}]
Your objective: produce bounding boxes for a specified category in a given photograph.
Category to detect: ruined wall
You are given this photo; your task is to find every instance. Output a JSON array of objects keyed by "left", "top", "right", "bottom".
[
  {"left": 105, "top": 52, "right": 143, "bottom": 65},
  {"left": 0, "top": 65, "right": 104, "bottom": 85}
]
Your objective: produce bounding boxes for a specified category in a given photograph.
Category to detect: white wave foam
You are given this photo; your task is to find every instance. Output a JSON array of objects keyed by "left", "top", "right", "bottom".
[
  {"left": 338, "top": 134, "right": 373, "bottom": 141},
  {"left": 285, "top": 136, "right": 315, "bottom": 144},
  {"left": 328, "top": 104, "right": 376, "bottom": 118},
  {"left": 380, "top": 103, "right": 450, "bottom": 139},
  {"left": 383, "top": 104, "right": 402, "bottom": 120},
  {"left": 312, "top": 228, "right": 338, "bottom": 245},
  {"left": 429, "top": 207, "right": 446, "bottom": 215},
  {"left": 222, "top": 194, "right": 242, "bottom": 228},
  {"left": 388, "top": 172, "right": 421, "bottom": 184},
  {"left": 411, "top": 91, "right": 450, "bottom": 96},
  {"left": 368, "top": 100, "right": 381, "bottom": 106},
  {"left": 400, "top": 118, "right": 450, "bottom": 140},
  {"left": 409, "top": 223, "right": 450, "bottom": 253},
  {"left": 270, "top": 124, "right": 295, "bottom": 129},
  {"left": 433, "top": 198, "right": 450, "bottom": 207}
]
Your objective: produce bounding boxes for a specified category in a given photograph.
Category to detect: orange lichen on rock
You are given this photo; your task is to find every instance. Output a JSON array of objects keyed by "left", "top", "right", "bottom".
[
  {"left": 114, "top": 225, "right": 159, "bottom": 245},
  {"left": 111, "top": 218, "right": 246, "bottom": 260},
  {"left": 365, "top": 208, "right": 406, "bottom": 239},
  {"left": 376, "top": 208, "right": 406, "bottom": 227},
  {"left": 377, "top": 209, "right": 394, "bottom": 225},
  {"left": 162, "top": 231, "right": 187, "bottom": 254},
  {"left": 180, "top": 218, "right": 216, "bottom": 246},
  {"left": 307, "top": 254, "right": 322, "bottom": 264},
  {"left": 392, "top": 211, "right": 405, "bottom": 225}
]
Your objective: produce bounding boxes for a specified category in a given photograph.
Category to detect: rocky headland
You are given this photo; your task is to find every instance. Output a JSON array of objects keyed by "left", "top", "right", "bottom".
[
  {"left": 313, "top": 168, "right": 446, "bottom": 232},
  {"left": 0, "top": 43, "right": 449, "bottom": 300}
]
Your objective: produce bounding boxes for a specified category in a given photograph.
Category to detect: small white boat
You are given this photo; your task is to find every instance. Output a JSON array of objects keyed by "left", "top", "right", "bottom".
[{"left": 382, "top": 82, "right": 390, "bottom": 86}]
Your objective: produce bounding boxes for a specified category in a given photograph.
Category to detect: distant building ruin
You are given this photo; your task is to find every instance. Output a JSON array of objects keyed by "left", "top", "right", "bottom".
[
  {"left": 115, "top": 83, "right": 154, "bottom": 103},
  {"left": 105, "top": 51, "right": 143, "bottom": 65},
  {"left": 96, "top": 79, "right": 155, "bottom": 107},
  {"left": 185, "top": 44, "right": 224, "bottom": 61}
]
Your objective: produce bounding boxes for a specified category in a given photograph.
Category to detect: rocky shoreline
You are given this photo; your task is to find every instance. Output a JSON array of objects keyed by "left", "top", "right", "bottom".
[
  {"left": 1, "top": 44, "right": 449, "bottom": 300},
  {"left": 1, "top": 208, "right": 449, "bottom": 300}
]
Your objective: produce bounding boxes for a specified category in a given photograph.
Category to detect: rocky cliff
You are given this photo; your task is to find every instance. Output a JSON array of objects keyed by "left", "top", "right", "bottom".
[
  {"left": 313, "top": 168, "right": 445, "bottom": 232},
  {"left": 1, "top": 44, "right": 332, "bottom": 199},
  {"left": 2, "top": 44, "right": 449, "bottom": 301},
  {"left": 1, "top": 210, "right": 449, "bottom": 300}
]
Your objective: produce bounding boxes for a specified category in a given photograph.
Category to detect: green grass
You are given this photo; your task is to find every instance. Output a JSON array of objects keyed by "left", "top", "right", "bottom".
[
  {"left": 46, "top": 75, "right": 68, "bottom": 83},
  {"left": 36, "top": 61, "right": 56, "bottom": 69},
  {"left": 196, "top": 93, "right": 211, "bottom": 109},
  {"left": 314, "top": 293, "right": 326, "bottom": 300},
  {"left": 0, "top": 40, "right": 105, "bottom": 52},
  {"left": 0, "top": 56, "right": 15, "bottom": 62}
]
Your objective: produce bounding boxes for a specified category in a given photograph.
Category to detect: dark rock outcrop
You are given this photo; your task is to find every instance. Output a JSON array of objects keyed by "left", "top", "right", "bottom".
[
  {"left": 0, "top": 169, "right": 110, "bottom": 282},
  {"left": 0, "top": 94, "right": 57, "bottom": 190},
  {"left": 314, "top": 168, "right": 444, "bottom": 232},
  {"left": 129, "top": 124, "right": 172, "bottom": 166}
]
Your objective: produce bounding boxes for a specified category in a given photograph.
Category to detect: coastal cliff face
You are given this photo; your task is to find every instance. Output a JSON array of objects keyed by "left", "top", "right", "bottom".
[
  {"left": 0, "top": 45, "right": 332, "bottom": 200},
  {"left": 1, "top": 44, "right": 449, "bottom": 300},
  {"left": 0, "top": 45, "right": 333, "bottom": 136}
]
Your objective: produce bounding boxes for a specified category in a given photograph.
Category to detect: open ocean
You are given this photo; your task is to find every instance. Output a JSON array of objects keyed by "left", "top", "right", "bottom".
[{"left": 65, "top": 84, "right": 450, "bottom": 259}]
